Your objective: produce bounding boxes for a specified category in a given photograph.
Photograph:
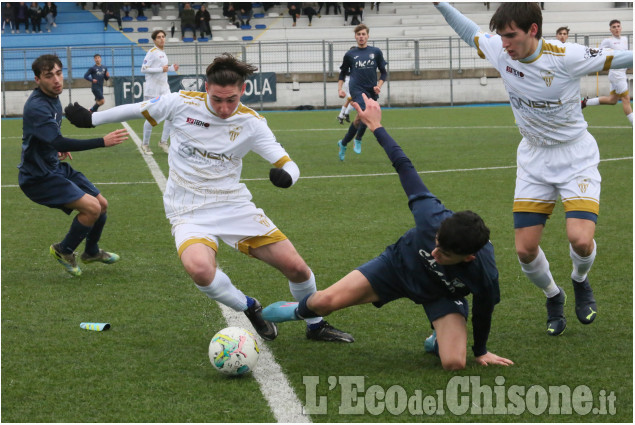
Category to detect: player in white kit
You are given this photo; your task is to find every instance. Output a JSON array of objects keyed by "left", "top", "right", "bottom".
[
  {"left": 140, "top": 30, "right": 179, "bottom": 155},
  {"left": 582, "top": 19, "right": 633, "bottom": 126},
  {"left": 64, "top": 54, "right": 353, "bottom": 343},
  {"left": 435, "top": 2, "right": 633, "bottom": 336}
]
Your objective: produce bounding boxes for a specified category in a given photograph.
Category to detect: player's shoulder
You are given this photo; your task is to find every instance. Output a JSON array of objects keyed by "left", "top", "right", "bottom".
[
  {"left": 24, "top": 90, "right": 54, "bottom": 116},
  {"left": 234, "top": 104, "right": 266, "bottom": 122}
]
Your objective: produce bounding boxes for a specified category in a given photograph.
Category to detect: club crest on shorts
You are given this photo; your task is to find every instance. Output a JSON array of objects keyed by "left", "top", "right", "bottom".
[
  {"left": 577, "top": 178, "right": 590, "bottom": 193},
  {"left": 229, "top": 125, "right": 242, "bottom": 142}
]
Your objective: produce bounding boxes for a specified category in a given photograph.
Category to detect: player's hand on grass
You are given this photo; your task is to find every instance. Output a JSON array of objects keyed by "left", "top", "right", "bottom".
[
  {"left": 269, "top": 167, "right": 293, "bottom": 188},
  {"left": 351, "top": 93, "right": 382, "bottom": 132},
  {"left": 474, "top": 351, "right": 514, "bottom": 367},
  {"left": 103, "top": 129, "right": 129, "bottom": 147},
  {"left": 64, "top": 102, "right": 94, "bottom": 128}
]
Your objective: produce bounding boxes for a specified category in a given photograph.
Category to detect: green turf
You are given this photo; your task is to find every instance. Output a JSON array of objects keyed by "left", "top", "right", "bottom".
[{"left": 1, "top": 104, "right": 632, "bottom": 422}]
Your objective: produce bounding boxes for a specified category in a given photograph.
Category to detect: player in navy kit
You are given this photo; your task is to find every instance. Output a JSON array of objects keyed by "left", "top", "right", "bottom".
[
  {"left": 337, "top": 24, "right": 387, "bottom": 161},
  {"left": 84, "top": 54, "right": 110, "bottom": 112},
  {"left": 264, "top": 94, "right": 513, "bottom": 370},
  {"left": 19, "top": 54, "right": 128, "bottom": 277}
]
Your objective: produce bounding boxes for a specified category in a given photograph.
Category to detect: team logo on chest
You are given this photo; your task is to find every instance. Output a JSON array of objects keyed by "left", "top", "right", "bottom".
[
  {"left": 229, "top": 125, "right": 243, "bottom": 142},
  {"left": 540, "top": 70, "right": 555, "bottom": 87}
]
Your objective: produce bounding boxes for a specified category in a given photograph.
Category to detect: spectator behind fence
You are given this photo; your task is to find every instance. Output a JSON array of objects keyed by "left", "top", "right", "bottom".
[
  {"left": 134, "top": 2, "right": 146, "bottom": 18},
  {"left": 42, "top": 2, "right": 56, "bottom": 31},
  {"left": 29, "top": 2, "right": 42, "bottom": 33},
  {"left": 345, "top": 2, "right": 363, "bottom": 25},
  {"left": 319, "top": 2, "right": 340, "bottom": 15},
  {"left": 238, "top": 2, "right": 252, "bottom": 26},
  {"left": 223, "top": 2, "right": 239, "bottom": 27},
  {"left": 287, "top": 2, "right": 300, "bottom": 27},
  {"left": 302, "top": 2, "right": 318, "bottom": 26},
  {"left": 150, "top": 2, "right": 160, "bottom": 16},
  {"left": 15, "top": 2, "right": 29, "bottom": 33},
  {"left": 180, "top": 2, "right": 196, "bottom": 40},
  {"left": 102, "top": 2, "right": 122, "bottom": 31},
  {"left": 121, "top": 2, "right": 132, "bottom": 17},
  {"left": 2, "top": 2, "right": 15, "bottom": 33},
  {"left": 196, "top": 4, "right": 211, "bottom": 38}
]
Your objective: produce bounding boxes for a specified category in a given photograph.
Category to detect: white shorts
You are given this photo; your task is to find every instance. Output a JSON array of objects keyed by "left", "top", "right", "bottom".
[
  {"left": 513, "top": 131, "right": 601, "bottom": 216},
  {"left": 343, "top": 79, "right": 351, "bottom": 99},
  {"left": 608, "top": 71, "right": 629, "bottom": 96},
  {"left": 170, "top": 201, "right": 287, "bottom": 257}
]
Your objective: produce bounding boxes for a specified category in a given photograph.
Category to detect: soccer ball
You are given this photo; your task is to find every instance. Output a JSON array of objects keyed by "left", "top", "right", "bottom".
[{"left": 208, "top": 327, "right": 260, "bottom": 376}]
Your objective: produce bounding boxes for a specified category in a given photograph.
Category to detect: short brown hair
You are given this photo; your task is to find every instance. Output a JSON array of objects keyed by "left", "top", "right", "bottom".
[
  {"left": 490, "top": 3, "right": 542, "bottom": 40},
  {"left": 556, "top": 26, "right": 569, "bottom": 35},
  {"left": 354, "top": 24, "right": 368, "bottom": 34},
  {"left": 206, "top": 53, "right": 257, "bottom": 87},
  {"left": 609, "top": 19, "right": 620, "bottom": 27},
  {"left": 32, "top": 54, "right": 63, "bottom": 78},
  {"left": 151, "top": 29, "right": 166, "bottom": 40}
]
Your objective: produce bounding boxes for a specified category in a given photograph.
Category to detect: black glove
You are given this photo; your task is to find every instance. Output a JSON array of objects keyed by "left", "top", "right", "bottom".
[
  {"left": 269, "top": 167, "right": 293, "bottom": 188},
  {"left": 64, "top": 102, "right": 94, "bottom": 128}
]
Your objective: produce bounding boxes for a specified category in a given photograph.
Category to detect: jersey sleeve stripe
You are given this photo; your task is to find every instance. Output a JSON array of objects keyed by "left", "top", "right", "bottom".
[
  {"left": 474, "top": 35, "right": 486, "bottom": 59},
  {"left": 272, "top": 155, "right": 292, "bottom": 168},
  {"left": 141, "top": 110, "right": 158, "bottom": 126},
  {"left": 603, "top": 55, "right": 614, "bottom": 71}
]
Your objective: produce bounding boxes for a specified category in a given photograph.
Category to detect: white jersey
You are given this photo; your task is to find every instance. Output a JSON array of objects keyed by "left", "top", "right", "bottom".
[
  {"left": 139, "top": 91, "right": 291, "bottom": 218},
  {"left": 141, "top": 46, "right": 173, "bottom": 97},
  {"left": 474, "top": 34, "right": 616, "bottom": 146},
  {"left": 600, "top": 36, "right": 628, "bottom": 78}
]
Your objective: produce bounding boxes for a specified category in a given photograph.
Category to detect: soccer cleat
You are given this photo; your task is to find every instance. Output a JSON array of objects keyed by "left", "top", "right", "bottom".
[
  {"left": 306, "top": 320, "right": 354, "bottom": 342},
  {"left": 337, "top": 140, "right": 346, "bottom": 161},
  {"left": 353, "top": 139, "right": 362, "bottom": 154},
  {"left": 158, "top": 141, "right": 169, "bottom": 153},
  {"left": 424, "top": 330, "right": 437, "bottom": 353},
  {"left": 581, "top": 97, "right": 588, "bottom": 109},
  {"left": 141, "top": 144, "right": 153, "bottom": 155},
  {"left": 244, "top": 298, "right": 278, "bottom": 341},
  {"left": 262, "top": 301, "right": 300, "bottom": 322},
  {"left": 337, "top": 115, "right": 344, "bottom": 125},
  {"left": 572, "top": 278, "right": 597, "bottom": 324},
  {"left": 50, "top": 243, "right": 81, "bottom": 277},
  {"left": 546, "top": 286, "right": 566, "bottom": 336},
  {"left": 344, "top": 113, "right": 350, "bottom": 123},
  {"left": 80, "top": 249, "right": 120, "bottom": 264}
]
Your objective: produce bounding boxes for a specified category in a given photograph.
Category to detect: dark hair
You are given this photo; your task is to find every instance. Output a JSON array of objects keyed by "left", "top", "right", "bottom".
[
  {"left": 609, "top": 19, "right": 621, "bottom": 27},
  {"left": 354, "top": 23, "right": 368, "bottom": 34},
  {"left": 206, "top": 53, "right": 257, "bottom": 87},
  {"left": 32, "top": 54, "right": 63, "bottom": 78},
  {"left": 489, "top": 3, "right": 542, "bottom": 40},
  {"left": 94, "top": 53, "right": 101, "bottom": 58},
  {"left": 556, "top": 26, "right": 569, "bottom": 34},
  {"left": 437, "top": 210, "right": 490, "bottom": 256},
  {"left": 151, "top": 29, "right": 166, "bottom": 40}
]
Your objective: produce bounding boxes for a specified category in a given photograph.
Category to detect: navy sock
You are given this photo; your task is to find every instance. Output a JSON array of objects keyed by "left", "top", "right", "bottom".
[
  {"left": 60, "top": 216, "right": 92, "bottom": 254},
  {"left": 84, "top": 213, "right": 107, "bottom": 256},
  {"left": 296, "top": 294, "right": 319, "bottom": 319},
  {"left": 355, "top": 123, "right": 367, "bottom": 139},
  {"left": 341, "top": 123, "right": 358, "bottom": 146}
]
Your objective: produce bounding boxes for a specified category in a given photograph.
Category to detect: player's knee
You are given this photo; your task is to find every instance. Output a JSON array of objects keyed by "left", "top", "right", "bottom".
[
  {"left": 184, "top": 258, "right": 216, "bottom": 285},
  {"left": 570, "top": 238, "right": 594, "bottom": 257},
  {"left": 516, "top": 246, "right": 538, "bottom": 264},
  {"left": 98, "top": 197, "right": 109, "bottom": 213},
  {"left": 283, "top": 258, "right": 311, "bottom": 282},
  {"left": 441, "top": 356, "right": 466, "bottom": 371}
]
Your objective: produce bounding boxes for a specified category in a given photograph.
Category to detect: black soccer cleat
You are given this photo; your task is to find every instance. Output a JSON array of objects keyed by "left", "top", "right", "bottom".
[
  {"left": 306, "top": 320, "right": 354, "bottom": 343},
  {"left": 581, "top": 97, "right": 588, "bottom": 109},
  {"left": 572, "top": 278, "right": 597, "bottom": 324},
  {"left": 344, "top": 113, "right": 350, "bottom": 123},
  {"left": 244, "top": 298, "right": 278, "bottom": 341},
  {"left": 546, "top": 286, "right": 567, "bottom": 336}
]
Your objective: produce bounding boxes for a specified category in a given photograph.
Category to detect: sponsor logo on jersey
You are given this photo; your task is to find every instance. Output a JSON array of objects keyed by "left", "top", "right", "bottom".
[
  {"left": 186, "top": 117, "right": 210, "bottom": 127},
  {"left": 178, "top": 142, "right": 233, "bottom": 162},
  {"left": 506, "top": 65, "right": 525, "bottom": 78},
  {"left": 577, "top": 178, "right": 590, "bottom": 193},
  {"left": 540, "top": 70, "right": 555, "bottom": 87},
  {"left": 418, "top": 249, "right": 469, "bottom": 295},
  {"left": 509, "top": 94, "right": 562, "bottom": 109},
  {"left": 355, "top": 59, "right": 376, "bottom": 68},
  {"left": 229, "top": 125, "right": 242, "bottom": 141}
]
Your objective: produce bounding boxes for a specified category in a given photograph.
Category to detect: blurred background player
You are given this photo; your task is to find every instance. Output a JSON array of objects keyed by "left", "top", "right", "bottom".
[
  {"left": 553, "top": 26, "right": 569, "bottom": 44},
  {"left": 337, "top": 24, "right": 387, "bottom": 161},
  {"left": 140, "top": 29, "right": 179, "bottom": 154},
  {"left": 582, "top": 19, "right": 633, "bottom": 126},
  {"left": 19, "top": 54, "right": 128, "bottom": 277},
  {"left": 435, "top": 2, "right": 632, "bottom": 335},
  {"left": 337, "top": 73, "right": 353, "bottom": 124},
  {"left": 64, "top": 53, "right": 354, "bottom": 343},
  {"left": 84, "top": 53, "right": 110, "bottom": 112}
]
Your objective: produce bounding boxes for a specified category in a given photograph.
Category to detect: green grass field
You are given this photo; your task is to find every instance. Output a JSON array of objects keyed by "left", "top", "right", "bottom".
[{"left": 1, "top": 104, "right": 632, "bottom": 422}]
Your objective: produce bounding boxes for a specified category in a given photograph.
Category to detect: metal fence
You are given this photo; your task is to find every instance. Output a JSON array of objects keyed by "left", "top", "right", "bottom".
[{"left": 2, "top": 34, "right": 632, "bottom": 115}]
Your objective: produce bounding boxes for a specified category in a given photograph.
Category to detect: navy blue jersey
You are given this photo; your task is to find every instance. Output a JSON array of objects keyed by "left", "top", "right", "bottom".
[
  {"left": 18, "top": 88, "right": 64, "bottom": 181},
  {"left": 339, "top": 46, "right": 387, "bottom": 98},
  {"left": 84, "top": 64, "right": 109, "bottom": 88}
]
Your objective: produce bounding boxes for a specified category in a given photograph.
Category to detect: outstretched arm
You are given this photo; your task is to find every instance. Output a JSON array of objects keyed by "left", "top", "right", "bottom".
[
  {"left": 65, "top": 102, "right": 143, "bottom": 128},
  {"left": 434, "top": 2, "right": 480, "bottom": 48}
]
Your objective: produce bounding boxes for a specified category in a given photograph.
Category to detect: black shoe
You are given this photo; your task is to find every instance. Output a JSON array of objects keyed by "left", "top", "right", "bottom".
[
  {"left": 244, "top": 298, "right": 278, "bottom": 341},
  {"left": 344, "top": 113, "right": 350, "bottom": 123},
  {"left": 581, "top": 97, "right": 588, "bottom": 109},
  {"left": 546, "top": 286, "right": 566, "bottom": 336},
  {"left": 306, "top": 320, "right": 354, "bottom": 342},
  {"left": 572, "top": 278, "right": 597, "bottom": 324}
]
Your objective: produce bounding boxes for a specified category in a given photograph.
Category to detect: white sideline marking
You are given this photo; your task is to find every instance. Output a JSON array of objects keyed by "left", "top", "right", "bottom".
[{"left": 120, "top": 122, "right": 311, "bottom": 424}]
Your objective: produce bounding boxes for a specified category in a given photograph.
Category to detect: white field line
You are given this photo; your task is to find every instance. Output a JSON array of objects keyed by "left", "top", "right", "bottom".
[{"left": 120, "top": 122, "right": 311, "bottom": 424}]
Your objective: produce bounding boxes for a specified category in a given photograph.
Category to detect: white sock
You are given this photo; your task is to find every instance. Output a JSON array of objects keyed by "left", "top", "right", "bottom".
[
  {"left": 519, "top": 247, "right": 559, "bottom": 298},
  {"left": 161, "top": 119, "right": 172, "bottom": 143},
  {"left": 626, "top": 113, "right": 633, "bottom": 124},
  {"left": 345, "top": 104, "right": 354, "bottom": 115},
  {"left": 339, "top": 106, "right": 346, "bottom": 117},
  {"left": 586, "top": 97, "right": 600, "bottom": 106},
  {"left": 142, "top": 120, "right": 153, "bottom": 145},
  {"left": 289, "top": 270, "right": 322, "bottom": 325},
  {"left": 196, "top": 268, "right": 248, "bottom": 311},
  {"left": 570, "top": 241, "right": 596, "bottom": 283}
]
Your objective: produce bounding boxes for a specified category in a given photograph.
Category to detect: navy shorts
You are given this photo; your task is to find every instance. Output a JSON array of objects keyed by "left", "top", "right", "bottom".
[
  {"left": 92, "top": 86, "right": 104, "bottom": 101},
  {"left": 351, "top": 90, "right": 379, "bottom": 110},
  {"left": 19, "top": 163, "right": 100, "bottom": 215},
  {"left": 422, "top": 296, "right": 469, "bottom": 325}
]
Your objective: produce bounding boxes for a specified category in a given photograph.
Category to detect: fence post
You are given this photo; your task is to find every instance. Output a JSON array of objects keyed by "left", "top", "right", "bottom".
[
  {"left": 322, "top": 39, "right": 327, "bottom": 109},
  {"left": 385, "top": 38, "right": 390, "bottom": 107},
  {"left": 258, "top": 41, "right": 264, "bottom": 111},
  {"left": 414, "top": 40, "right": 420, "bottom": 76},
  {"left": 285, "top": 42, "right": 290, "bottom": 78},
  {"left": 66, "top": 46, "right": 73, "bottom": 103},
  {"left": 448, "top": 36, "right": 454, "bottom": 106},
  {"left": 328, "top": 41, "right": 333, "bottom": 77},
  {"left": 1, "top": 53, "right": 5, "bottom": 118},
  {"left": 130, "top": 45, "right": 135, "bottom": 104}
]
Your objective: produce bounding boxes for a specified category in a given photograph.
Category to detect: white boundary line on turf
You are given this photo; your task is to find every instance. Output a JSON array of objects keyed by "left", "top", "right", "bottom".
[{"left": 120, "top": 121, "right": 311, "bottom": 424}]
